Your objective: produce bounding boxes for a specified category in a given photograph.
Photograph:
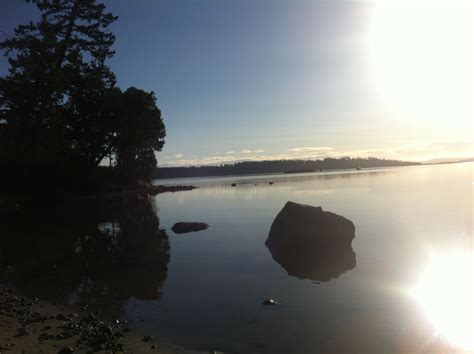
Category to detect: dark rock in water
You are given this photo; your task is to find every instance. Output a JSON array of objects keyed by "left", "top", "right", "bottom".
[
  {"left": 262, "top": 298, "right": 278, "bottom": 305},
  {"left": 143, "top": 335, "right": 154, "bottom": 342},
  {"left": 231, "top": 183, "right": 236, "bottom": 187},
  {"left": 269, "top": 182, "right": 274, "bottom": 185},
  {"left": 171, "top": 222, "right": 209, "bottom": 234},
  {"left": 265, "top": 201, "right": 356, "bottom": 282}
]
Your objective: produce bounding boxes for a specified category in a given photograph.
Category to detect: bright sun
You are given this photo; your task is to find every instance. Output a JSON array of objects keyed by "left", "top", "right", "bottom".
[
  {"left": 410, "top": 251, "right": 474, "bottom": 351},
  {"left": 369, "top": 0, "right": 472, "bottom": 121}
]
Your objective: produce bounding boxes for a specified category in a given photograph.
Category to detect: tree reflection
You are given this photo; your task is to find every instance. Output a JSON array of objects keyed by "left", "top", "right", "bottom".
[{"left": 0, "top": 196, "right": 169, "bottom": 313}]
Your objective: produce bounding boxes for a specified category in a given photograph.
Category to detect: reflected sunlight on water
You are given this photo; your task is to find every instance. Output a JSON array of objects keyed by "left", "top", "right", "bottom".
[{"left": 410, "top": 251, "right": 474, "bottom": 351}]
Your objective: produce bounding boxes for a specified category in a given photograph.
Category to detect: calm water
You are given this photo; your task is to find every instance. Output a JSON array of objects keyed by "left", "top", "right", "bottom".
[{"left": 1, "top": 163, "right": 473, "bottom": 353}]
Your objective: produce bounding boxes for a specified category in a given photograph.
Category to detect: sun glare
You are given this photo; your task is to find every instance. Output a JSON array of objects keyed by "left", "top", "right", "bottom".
[
  {"left": 369, "top": 1, "right": 472, "bottom": 121},
  {"left": 410, "top": 252, "right": 474, "bottom": 351}
]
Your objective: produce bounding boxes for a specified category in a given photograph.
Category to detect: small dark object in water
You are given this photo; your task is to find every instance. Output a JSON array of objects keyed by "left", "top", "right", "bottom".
[
  {"left": 143, "top": 335, "right": 154, "bottom": 342},
  {"left": 151, "top": 344, "right": 157, "bottom": 349},
  {"left": 172, "top": 222, "right": 209, "bottom": 234},
  {"left": 58, "top": 347, "right": 74, "bottom": 354},
  {"left": 231, "top": 183, "right": 236, "bottom": 187},
  {"left": 262, "top": 298, "right": 278, "bottom": 305},
  {"left": 269, "top": 182, "right": 274, "bottom": 185}
]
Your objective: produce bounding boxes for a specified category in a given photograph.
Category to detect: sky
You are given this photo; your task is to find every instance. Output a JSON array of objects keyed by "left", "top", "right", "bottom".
[{"left": 0, "top": 0, "right": 472, "bottom": 166}]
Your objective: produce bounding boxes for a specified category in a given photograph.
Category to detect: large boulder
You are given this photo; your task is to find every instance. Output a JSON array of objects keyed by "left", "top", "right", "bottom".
[{"left": 265, "top": 201, "right": 356, "bottom": 282}]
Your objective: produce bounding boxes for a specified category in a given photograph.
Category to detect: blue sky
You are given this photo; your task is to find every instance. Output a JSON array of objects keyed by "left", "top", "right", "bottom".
[{"left": 0, "top": 0, "right": 472, "bottom": 165}]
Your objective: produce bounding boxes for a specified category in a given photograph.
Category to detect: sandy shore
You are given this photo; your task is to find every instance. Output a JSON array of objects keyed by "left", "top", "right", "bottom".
[{"left": 0, "top": 287, "right": 218, "bottom": 354}]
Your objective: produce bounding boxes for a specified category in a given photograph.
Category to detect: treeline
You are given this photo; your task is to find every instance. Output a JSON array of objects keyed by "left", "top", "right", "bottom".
[{"left": 154, "top": 157, "right": 420, "bottom": 179}]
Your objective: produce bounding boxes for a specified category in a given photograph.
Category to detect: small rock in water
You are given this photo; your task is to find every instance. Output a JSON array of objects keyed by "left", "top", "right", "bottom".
[
  {"left": 143, "top": 335, "right": 154, "bottom": 342},
  {"left": 269, "top": 182, "right": 274, "bottom": 185},
  {"left": 171, "top": 222, "right": 209, "bottom": 234},
  {"left": 262, "top": 298, "right": 278, "bottom": 305},
  {"left": 231, "top": 183, "right": 236, "bottom": 187}
]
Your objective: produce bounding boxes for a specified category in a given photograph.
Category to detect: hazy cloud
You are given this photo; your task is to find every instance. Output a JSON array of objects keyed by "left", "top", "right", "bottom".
[
  {"left": 241, "top": 149, "right": 264, "bottom": 154},
  {"left": 159, "top": 141, "right": 472, "bottom": 167},
  {"left": 288, "top": 146, "right": 334, "bottom": 153}
]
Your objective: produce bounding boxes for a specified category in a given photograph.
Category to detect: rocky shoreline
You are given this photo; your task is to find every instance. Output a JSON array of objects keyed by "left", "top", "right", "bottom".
[
  {"left": 0, "top": 287, "right": 218, "bottom": 354},
  {"left": 0, "top": 184, "right": 198, "bottom": 214}
]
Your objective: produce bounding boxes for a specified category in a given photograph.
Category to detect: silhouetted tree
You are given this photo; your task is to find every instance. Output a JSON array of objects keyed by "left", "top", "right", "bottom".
[
  {"left": 0, "top": 0, "right": 117, "bottom": 166},
  {"left": 113, "top": 87, "right": 166, "bottom": 183},
  {"left": 0, "top": 1, "right": 167, "bottom": 191}
]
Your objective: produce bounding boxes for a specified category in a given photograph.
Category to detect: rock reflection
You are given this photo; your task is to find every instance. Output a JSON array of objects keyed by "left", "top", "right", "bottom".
[
  {"left": 0, "top": 196, "right": 169, "bottom": 313},
  {"left": 266, "top": 201, "right": 356, "bottom": 282}
]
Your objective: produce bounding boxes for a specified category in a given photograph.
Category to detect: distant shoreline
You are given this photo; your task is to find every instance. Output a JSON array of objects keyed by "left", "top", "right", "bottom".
[
  {"left": 154, "top": 157, "right": 421, "bottom": 180},
  {"left": 154, "top": 158, "right": 473, "bottom": 180}
]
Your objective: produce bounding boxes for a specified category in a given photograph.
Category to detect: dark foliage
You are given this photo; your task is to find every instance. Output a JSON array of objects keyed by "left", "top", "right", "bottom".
[
  {"left": 114, "top": 88, "right": 166, "bottom": 185},
  {"left": 0, "top": 0, "right": 166, "bottom": 194}
]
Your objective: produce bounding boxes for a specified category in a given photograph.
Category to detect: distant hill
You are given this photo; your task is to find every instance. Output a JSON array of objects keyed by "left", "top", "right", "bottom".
[
  {"left": 422, "top": 157, "right": 474, "bottom": 164},
  {"left": 154, "top": 157, "right": 420, "bottom": 179}
]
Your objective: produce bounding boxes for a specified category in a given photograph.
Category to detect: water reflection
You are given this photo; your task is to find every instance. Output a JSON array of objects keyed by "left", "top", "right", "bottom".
[
  {"left": 409, "top": 251, "right": 473, "bottom": 351},
  {"left": 0, "top": 196, "right": 169, "bottom": 314}
]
